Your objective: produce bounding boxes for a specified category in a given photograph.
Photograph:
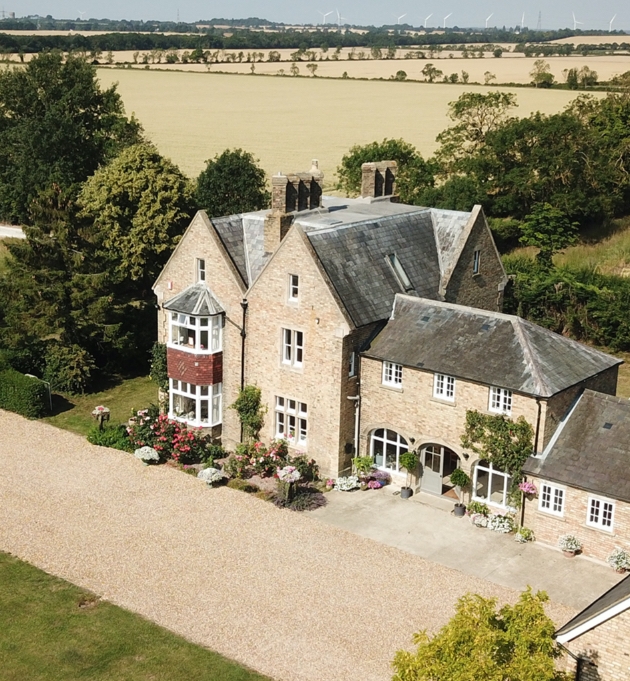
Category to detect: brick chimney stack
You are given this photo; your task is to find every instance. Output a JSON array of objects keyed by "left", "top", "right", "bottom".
[
  {"left": 264, "top": 161, "right": 325, "bottom": 254},
  {"left": 361, "top": 161, "right": 398, "bottom": 199}
]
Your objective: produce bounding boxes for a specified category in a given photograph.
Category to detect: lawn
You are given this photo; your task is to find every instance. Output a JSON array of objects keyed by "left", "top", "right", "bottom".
[
  {"left": 0, "top": 552, "right": 269, "bottom": 681},
  {"left": 42, "top": 376, "right": 158, "bottom": 437}
]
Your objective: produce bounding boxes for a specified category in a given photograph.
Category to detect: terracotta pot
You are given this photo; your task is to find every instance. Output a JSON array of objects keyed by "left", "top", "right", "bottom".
[{"left": 562, "top": 550, "right": 576, "bottom": 558}]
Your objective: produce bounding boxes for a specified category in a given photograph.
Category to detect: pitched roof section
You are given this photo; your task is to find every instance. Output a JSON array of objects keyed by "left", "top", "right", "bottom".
[
  {"left": 364, "top": 295, "right": 621, "bottom": 397},
  {"left": 556, "top": 573, "right": 630, "bottom": 643},
  {"left": 162, "top": 282, "right": 224, "bottom": 316},
  {"left": 431, "top": 208, "right": 475, "bottom": 295},
  {"left": 524, "top": 390, "right": 630, "bottom": 501}
]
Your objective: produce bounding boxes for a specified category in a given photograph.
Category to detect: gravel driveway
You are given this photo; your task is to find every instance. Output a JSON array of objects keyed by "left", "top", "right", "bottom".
[{"left": 0, "top": 411, "right": 574, "bottom": 681}]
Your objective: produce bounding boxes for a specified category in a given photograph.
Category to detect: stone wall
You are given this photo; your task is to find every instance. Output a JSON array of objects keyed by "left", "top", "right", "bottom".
[
  {"left": 563, "top": 607, "right": 630, "bottom": 680},
  {"left": 154, "top": 211, "right": 246, "bottom": 450},
  {"left": 245, "top": 226, "right": 353, "bottom": 477},
  {"left": 523, "top": 476, "right": 630, "bottom": 563},
  {"left": 445, "top": 208, "right": 506, "bottom": 313}
]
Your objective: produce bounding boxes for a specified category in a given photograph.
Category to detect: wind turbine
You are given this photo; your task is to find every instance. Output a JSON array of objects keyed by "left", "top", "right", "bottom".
[
  {"left": 424, "top": 13, "right": 433, "bottom": 27},
  {"left": 521, "top": 13, "right": 525, "bottom": 29},
  {"left": 485, "top": 13, "right": 493, "bottom": 28},
  {"left": 78, "top": 9, "right": 86, "bottom": 20},
  {"left": 609, "top": 14, "right": 616, "bottom": 31},
  {"left": 572, "top": 12, "right": 583, "bottom": 30},
  {"left": 443, "top": 12, "right": 452, "bottom": 28},
  {"left": 318, "top": 10, "right": 333, "bottom": 24},
  {"left": 396, "top": 13, "right": 407, "bottom": 24}
]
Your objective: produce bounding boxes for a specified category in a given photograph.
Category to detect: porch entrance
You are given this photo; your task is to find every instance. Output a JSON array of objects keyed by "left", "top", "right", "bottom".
[{"left": 420, "top": 445, "right": 460, "bottom": 497}]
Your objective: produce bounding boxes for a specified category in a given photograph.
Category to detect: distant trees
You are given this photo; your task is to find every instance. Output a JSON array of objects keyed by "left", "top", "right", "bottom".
[
  {"left": 196, "top": 149, "right": 270, "bottom": 218},
  {"left": 520, "top": 204, "right": 579, "bottom": 268},
  {"left": 0, "top": 52, "right": 141, "bottom": 224},
  {"left": 530, "top": 59, "right": 555, "bottom": 87},
  {"left": 392, "top": 589, "right": 569, "bottom": 681}
]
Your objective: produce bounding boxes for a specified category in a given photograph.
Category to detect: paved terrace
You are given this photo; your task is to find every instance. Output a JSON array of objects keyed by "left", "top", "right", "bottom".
[{"left": 0, "top": 410, "right": 585, "bottom": 681}]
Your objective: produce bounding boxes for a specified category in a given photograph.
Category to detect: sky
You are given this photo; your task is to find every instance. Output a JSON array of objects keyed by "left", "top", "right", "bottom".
[{"left": 10, "top": 0, "right": 629, "bottom": 31}]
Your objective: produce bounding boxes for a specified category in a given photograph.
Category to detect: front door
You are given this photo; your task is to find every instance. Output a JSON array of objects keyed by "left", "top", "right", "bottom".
[{"left": 421, "top": 445, "right": 443, "bottom": 495}]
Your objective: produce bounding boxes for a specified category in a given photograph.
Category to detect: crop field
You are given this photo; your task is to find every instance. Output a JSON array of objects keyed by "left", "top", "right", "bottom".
[{"left": 98, "top": 69, "right": 602, "bottom": 184}]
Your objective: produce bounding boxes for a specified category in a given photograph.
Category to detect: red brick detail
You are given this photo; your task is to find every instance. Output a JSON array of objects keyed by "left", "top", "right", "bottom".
[{"left": 167, "top": 347, "right": 223, "bottom": 386}]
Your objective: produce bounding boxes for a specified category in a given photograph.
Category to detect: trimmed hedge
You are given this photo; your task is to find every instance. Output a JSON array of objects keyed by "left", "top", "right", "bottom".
[{"left": 0, "top": 369, "right": 49, "bottom": 418}]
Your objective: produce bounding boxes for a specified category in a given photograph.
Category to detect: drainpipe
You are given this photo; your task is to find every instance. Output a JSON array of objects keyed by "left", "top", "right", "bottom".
[
  {"left": 556, "top": 641, "right": 590, "bottom": 681},
  {"left": 534, "top": 397, "right": 542, "bottom": 454},
  {"left": 240, "top": 299, "right": 248, "bottom": 391}
]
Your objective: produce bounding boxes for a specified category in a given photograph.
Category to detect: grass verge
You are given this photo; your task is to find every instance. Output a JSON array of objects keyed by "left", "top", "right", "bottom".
[
  {"left": 42, "top": 376, "right": 157, "bottom": 437},
  {"left": 0, "top": 551, "right": 269, "bottom": 681}
]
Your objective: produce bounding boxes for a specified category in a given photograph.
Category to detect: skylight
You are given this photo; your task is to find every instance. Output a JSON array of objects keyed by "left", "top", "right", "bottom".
[
  {"left": 387, "top": 254, "right": 414, "bottom": 292},
  {"left": 603, "top": 422, "right": 613, "bottom": 430}
]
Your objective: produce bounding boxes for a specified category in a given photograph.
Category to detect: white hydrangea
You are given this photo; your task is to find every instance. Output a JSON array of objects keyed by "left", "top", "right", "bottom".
[
  {"left": 487, "top": 514, "right": 515, "bottom": 533},
  {"left": 134, "top": 446, "right": 160, "bottom": 462},
  {"left": 334, "top": 476, "right": 360, "bottom": 491},
  {"left": 197, "top": 467, "right": 225, "bottom": 484},
  {"left": 277, "top": 465, "right": 301, "bottom": 483}
]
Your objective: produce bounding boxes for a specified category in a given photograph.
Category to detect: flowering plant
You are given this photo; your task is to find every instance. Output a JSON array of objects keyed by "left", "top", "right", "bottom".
[
  {"left": 367, "top": 480, "right": 383, "bottom": 489},
  {"left": 607, "top": 547, "right": 630, "bottom": 571},
  {"left": 197, "top": 467, "right": 226, "bottom": 485},
  {"left": 518, "top": 481, "right": 538, "bottom": 496},
  {"left": 92, "top": 405, "right": 110, "bottom": 414},
  {"left": 515, "top": 527, "right": 535, "bottom": 543},
  {"left": 558, "top": 534, "right": 582, "bottom": 553},
  {"left": 276, "top": 465, "right": 301, "bottom": 484},
  {"left": 487, "top": 514, "right": 515, "bottom": 533},
  {"left": 325, "top": 478, "right": 335, "bottom": 489},
  {"left": 334, "top": 476, "right": 360, "bottom": 492},
  {"left": 223, "top": 452, "right": 252, "bottom": 479},
  {"left": 134, "top": 446, "right": 160, "bottom": 463},
  {"left": 470, "top": 512, "right": 488, "bottom": 528}
]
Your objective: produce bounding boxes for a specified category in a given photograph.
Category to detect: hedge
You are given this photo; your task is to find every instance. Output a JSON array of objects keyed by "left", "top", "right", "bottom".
[{"left": 0, "top": 369, "right": 49, "bottom": 418}]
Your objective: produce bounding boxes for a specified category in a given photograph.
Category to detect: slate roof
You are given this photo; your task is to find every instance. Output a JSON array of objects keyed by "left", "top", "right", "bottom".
[
  {"left": 523, "top": 390, "right": 630, "bottom": 501},
  {"left": 364, "top": 295, "right": 621, "bottom": 397},
  {"left": 162, "top": 282, "right": 224, "bottom": 316},
  {"left": 556, "top": 573, "right": 630, "bottom": 640}
]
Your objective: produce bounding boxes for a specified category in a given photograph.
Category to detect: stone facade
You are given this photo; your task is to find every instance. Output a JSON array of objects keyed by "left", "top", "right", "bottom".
[
  {"left": 523, "top": 477, "right": 630, "bottom": 563},
  {"left": 563, "top": 607, "right": 630, "bottom": 680},
  {"left": 154, "top": 212, "right": 246, "bottom": 450},
  {"left": 445, "top": 208, "right": 506, "bottom": 313}
]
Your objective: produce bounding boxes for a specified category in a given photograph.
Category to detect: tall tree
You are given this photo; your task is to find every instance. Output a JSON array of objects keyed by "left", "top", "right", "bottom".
[
  {"left": 392, "top": 589, "right": 569, "bottom": 681},
  {"left": 0, "top": 52, "right": 141, "bottom": 224},
  {"left": 196, "top": 148, "right": 270, "bottom": 217},
  {"left": 520, "top": 203, "right": 579, "bottom": 268}
]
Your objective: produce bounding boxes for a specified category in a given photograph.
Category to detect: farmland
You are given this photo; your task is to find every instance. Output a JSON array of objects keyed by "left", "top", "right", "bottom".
[{"left": 97, "top": 69, "right": 602, "bottom": 185}]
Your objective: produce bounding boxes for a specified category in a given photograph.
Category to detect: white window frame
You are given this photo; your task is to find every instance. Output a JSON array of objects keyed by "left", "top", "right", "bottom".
[
  {"left": 473, "top": 249, "right": 481, "bottom": 275},
  {"left": 370, "top": 428, "right": 409, "bottom": 474},
  {"left": 539, "top": 482, "right": 565, "bottom": 517},
  {"left": 382, "top": 361, "right": 402, "bottom": 387},
  {"left": 275, "top": 396, "right": 308, "bottom": 447},
  {"left": 282, "top": 328, "right": 304, "bottom": 367},
  {"left": 489, "top": 386, "right": 512, "bottom": 415},
  {"left": 433, "top": 373, "right": 455, "bottom": 402},
  {"left": 169, "top": 379, "right": 222, "bottom": 427},
  {"left": 196, "top": 258, "right": 206, "bottom": 282},
  {"left": 288, "top": 274, "right": 299, "bottom": 301},
  {"left": 349, "top": 351, "right": 356, "bottom": 377},
  {"left": 586, "top": 496, "right": 615, "bottom": 531},
  {"left": 472, "top": 460, "right": 512, "bottom": 509},
  {"left": 169, "top": 312, "right": 222, "bottom": 354}
]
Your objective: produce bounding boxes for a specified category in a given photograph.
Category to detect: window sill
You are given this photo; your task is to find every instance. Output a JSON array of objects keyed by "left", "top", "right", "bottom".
[
  {"left": 171, "top": 415, "right": 221, "bottom": 428},
  {"left": 167, "top": 343, "right": 221, "bottom": 356},
  {"left": 430, "top": 396, "right": 456, "bottom": 407},
  {"left": 381, "top": 383, "right": 403, "bottom": 392},
  {"left": 281, "top": 362, "right": 304, "bottom": 372},
  {"left": 534, "top": 509, "right": 566, "bottom": 521},
  {"left": 584, "top": 523, "right": 615, "bottom": 535}
]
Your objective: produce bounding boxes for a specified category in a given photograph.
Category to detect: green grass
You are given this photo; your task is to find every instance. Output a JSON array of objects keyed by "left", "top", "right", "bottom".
[
  {"left": 0, "top": 552, "right": 269, "bottom": 681},
  {"left": 42, "top": 376, "right": 158, "bottom": 436}
]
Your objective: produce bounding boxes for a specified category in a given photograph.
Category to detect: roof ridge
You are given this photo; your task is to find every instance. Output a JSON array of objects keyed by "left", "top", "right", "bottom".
[
  {"left": 302, "top": 207, "right": 431, "bottom": 236},
  {"left": 511, "top": 317, "right": 552, "bottom": 395}
]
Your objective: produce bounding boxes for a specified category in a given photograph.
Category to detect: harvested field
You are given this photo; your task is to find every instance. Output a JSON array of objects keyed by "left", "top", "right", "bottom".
[
  {"left": 97, "top": 69, "right": 599, "bottom": 183},
  {"left": 0, "top": 410, "right": 575, "bottom": 681}
]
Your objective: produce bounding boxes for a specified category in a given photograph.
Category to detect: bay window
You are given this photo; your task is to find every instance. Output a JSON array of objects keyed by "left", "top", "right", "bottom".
[
  {"left": 170, "top": 379, "right": 222, "bottom": 427},
  {"left": 169, "top": 312, "right": 222, "bottom": 353}
]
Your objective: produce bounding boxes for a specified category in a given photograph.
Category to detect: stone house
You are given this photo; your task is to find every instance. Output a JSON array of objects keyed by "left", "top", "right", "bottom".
[
  {"left": 556, "top": 574, "right": 630, "bottom": 680},
  {"left": 153, "top": 161, "right": 509, "bottom": 476},
  {"left": 523, "top": 391, "right": 630, "bottom": 563},
  {"left": 359, "top": 294, "right": 621, "bottom": 505}
]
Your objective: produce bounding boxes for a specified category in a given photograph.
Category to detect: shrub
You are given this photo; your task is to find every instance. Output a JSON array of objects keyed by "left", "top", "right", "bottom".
[
  {"left": 450, "top": 468, "right": 471, "bottom": 488},
  {"left": 470, "top": 513, "right": 489, "bottom": 528},
  {"left": 249, "top": 440, "right": 288, "bottom": 477},
  {"left": 352, "top": 455, "right": 374, "bottom": 475},
  {"left": 134, "top": 446, "right": 160, "bottom": 463},
  {"left": 203, "top": 443, "right": 226, "bottom": 466},
  {"left": 487, "top": 514, "right": 516, "bottom": 533},
  {"left": 230, "top": 385, "right": 266, "bottom": 441},
  {"left": 607, "top": 547, "right": 630, "bottom": 571},
  {"left": 226, "top": 478, "right": 260, "bottom": 494},
  {"left": 254, "top": 490, "right": 275, "bottom": 501},
  {"left": 273, "top": 487, "right": 328, "bottom": 511},
  {"left": 466, "top": 500, "right": 490, "bottom": 516},
  {"left": 197, "top": 467, "right": 226, "bottom": 485},
  {"left": 43, "top": 342, "right": 96, "bottom": 394},
  {"left": 515, "top": 527, "right": 535, "bottom": 543},
  {"left": 558, "top": 534, "right": 582, "bottom": 553},
  {"left": 0, "top": 369, "right": 49, "bottom": 418},
  {"left": 223, "top": 451, "right": 252, "bottom": 479},
  {"left": 334, "top": 475, "right": 360, "bottom": 491},
  {"left": 87, "top": 424, "right": 132, "bottom": 451},
  {"left": 291, "top": 454, "right": 320, "bottom": 482},
  {"left": 149, "top": 342, "right": 168, "bottom": 391}
]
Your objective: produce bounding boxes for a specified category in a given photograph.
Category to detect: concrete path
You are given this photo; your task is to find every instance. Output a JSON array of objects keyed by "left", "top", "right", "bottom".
[
  {"left": 0, "top": 410, "right": 576, "bottom": 681},
  {"left": 0, "top": 225, "right": 25, "bottom": 239},
  {"left": 311, "top": 487, "right": 623, "bottom": 611}
]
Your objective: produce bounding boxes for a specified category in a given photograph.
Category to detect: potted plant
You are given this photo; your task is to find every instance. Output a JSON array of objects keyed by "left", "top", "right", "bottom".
[
  {"left": 607, "top": 547, "right": 630, "bottom": 573},
  {"left": 399, "top": 450, "right": 419, "bottom": 500},
  {"left": 450, "top": 468, "right": 470, "bottom": 516},
  {"left": 558, "top": 534, "right": 582, "bottom": 557}
]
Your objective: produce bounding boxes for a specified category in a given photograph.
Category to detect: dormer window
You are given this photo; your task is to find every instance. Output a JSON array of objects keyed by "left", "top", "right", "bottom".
[
  {"left": 386, "top": 254, "right": 414, "bottom": 293},
  {"left": 170, "top": 312, "right": 222, "bottom": 353},
  {"left": 289, "top": 274, "right": 299, "bottom": 301}
]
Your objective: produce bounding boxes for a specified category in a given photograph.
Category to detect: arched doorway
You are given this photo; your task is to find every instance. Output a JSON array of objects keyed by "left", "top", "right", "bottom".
[
  {"left": 369, "top": 428, "right": 409, "bottom": 474},
  {"left": 420, "top": 444, "right": 461, "bottom": 496}
]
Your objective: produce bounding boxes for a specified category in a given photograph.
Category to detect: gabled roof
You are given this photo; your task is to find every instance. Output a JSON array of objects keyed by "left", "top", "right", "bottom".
[
  {"left": 364, "top": 295, "right": 621, "bottom": 397},
  {"left": 162, "top": 282, "right": 224, "bottom": 316},
  {"left": 524, "top": 390, "right": 630, "bottom": 501},
  {"left": 556, "top": 573, "right": 630, "bottom": 643}
]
